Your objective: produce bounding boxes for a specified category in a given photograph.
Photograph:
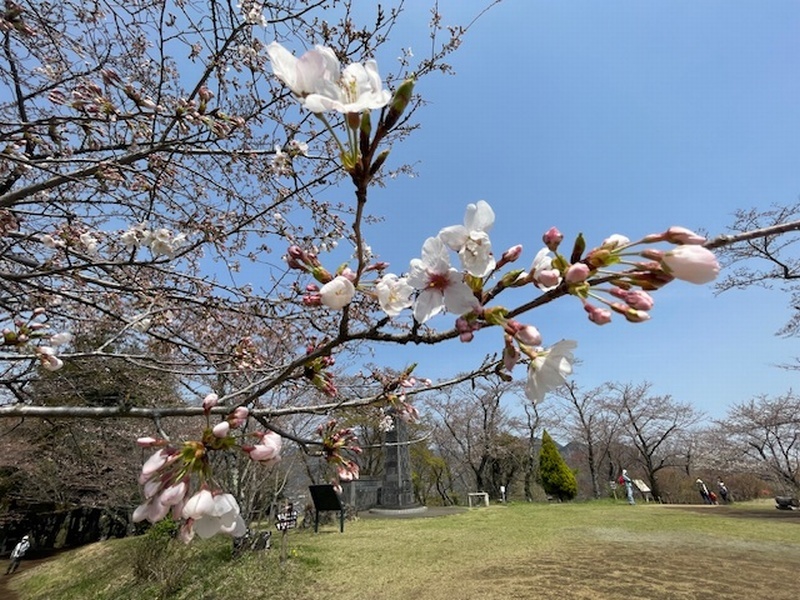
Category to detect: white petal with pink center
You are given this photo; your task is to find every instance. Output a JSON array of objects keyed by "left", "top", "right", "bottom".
[{"left": 407, "top": 237, "right": 480, "bottom": 323}]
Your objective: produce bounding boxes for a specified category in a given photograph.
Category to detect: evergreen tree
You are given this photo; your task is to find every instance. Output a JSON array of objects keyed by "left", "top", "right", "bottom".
[{"left": 538, "top": 430, "right": 578, "bottom": 501}]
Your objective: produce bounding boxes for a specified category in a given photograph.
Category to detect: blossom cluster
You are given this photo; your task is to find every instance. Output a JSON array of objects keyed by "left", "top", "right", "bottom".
[
  {"left": 1, "top": 308, "right": 71, "bottom": 372},
  {"left": 121, "top": 222, "right": 188, "bottom": 259},
  {"left": 317, "top": 419, "right": 362, "bottom": 489},
  {"left": 267, "top": 42, "right": 721, "bottom": 407},
  {"left": 132, "top": 393, "right": 278, "bottom": 543},
  {"left": 266, "top": 43, "right": 391, "bottom": 115},
  {"left": 270, "top": 139, "right": 309, "bottom": 176}
]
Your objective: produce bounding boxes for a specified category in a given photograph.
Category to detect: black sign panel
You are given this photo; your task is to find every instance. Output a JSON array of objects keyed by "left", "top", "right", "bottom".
[
  {"left": 308, "top": 484, "right": 345, "bottom": 533},
  {"left": 309, "top": 484, "right": 344, "bottom": 511}
]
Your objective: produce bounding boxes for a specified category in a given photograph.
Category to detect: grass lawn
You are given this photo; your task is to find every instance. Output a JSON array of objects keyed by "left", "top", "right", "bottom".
[{"left": 9, "top": 500, "right": 800, "bottom": 600}]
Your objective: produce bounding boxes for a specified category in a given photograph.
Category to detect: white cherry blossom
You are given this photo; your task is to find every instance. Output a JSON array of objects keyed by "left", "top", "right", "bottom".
[
  {"left": 267, "top": 42, "right": 391, "bottom": 114},
  {"left": 439, "top": 200, "right": 496, "bottom": 277},
  {"left": 524, "top": 340, "right": 577, "bottom": 404},
  {"left": 266, "top": 42, "right": 340, "bottom": 103},
  {"left": 530, "top": 248, "right": 562, "bottom": 291},
  {"left": 661, "top": 245, "right": 720, "bottom": 284},
  {"left": 407, "top": 237, "right": 480, "bottom": 324},
  {"left": 183, "top": 490, "right": 246, "bottom": 540},
  {"left": 375, "top": 273, "right": 414, "bottom": 317},
  {"left": 319, "top": 275, "right": 355, "bottom": 309}
]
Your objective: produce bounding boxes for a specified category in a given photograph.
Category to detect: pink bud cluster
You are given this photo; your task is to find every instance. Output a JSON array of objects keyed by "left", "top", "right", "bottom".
[
  {"left": 317, "top": 419, "right": 362, "bottom": 488},
  {"left": 286, "top": 245, "right": 330, "bottom": 282},
  {"left": 304, "top": 344, "right": 338, "bottom": 396},
  {"left": 523, "top": 226, "right": 719, "bottom": 327},
  {"left": 132, "top": 394, "right": 283, "bottom": 542}
]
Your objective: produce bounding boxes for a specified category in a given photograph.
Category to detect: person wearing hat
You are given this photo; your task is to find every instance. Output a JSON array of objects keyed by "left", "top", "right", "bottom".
[
  {"left": 696, "top": 479, "right": 711, "bottom": 504},
  {"left": 621, "top": 469, "right": 635, "bottom": 505},
  {"left": 5, "top": 535, "right": 31, "bottom": 575}
]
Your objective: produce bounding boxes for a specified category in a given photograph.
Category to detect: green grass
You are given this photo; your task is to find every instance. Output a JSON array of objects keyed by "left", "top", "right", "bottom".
[{"left": 11, "top": 500, "right": 800, "bottom": 600}]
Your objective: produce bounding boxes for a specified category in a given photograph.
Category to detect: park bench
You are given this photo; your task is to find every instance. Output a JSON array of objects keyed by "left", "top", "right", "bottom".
[
  {"left": 774, "top": 496, "right": 799, "bottom": 510},
  {"left": 467, "top": 492, "right": 490, "bottom": 508}
]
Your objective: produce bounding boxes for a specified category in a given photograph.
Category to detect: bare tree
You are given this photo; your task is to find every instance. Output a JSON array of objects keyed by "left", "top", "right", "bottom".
[
  {"left": 605, "top": 382, "right": 704, "bottom": 500},
  {"left": 719, "top": 392, "right": 800, "bottom": 494},
  {"left": 714, "top": 202, "right": 800, "bottom": 339},
  {"left": 554, "top": 382, "right": 621, "bottom": 499},
  {"left": 423, "top": 379, "right": 519, "bottom": 498}
]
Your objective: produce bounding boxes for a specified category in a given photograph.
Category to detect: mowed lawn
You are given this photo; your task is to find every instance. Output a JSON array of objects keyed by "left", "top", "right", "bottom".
[{"left": 11, "top": 500, "right": 800, "bottom": 600}]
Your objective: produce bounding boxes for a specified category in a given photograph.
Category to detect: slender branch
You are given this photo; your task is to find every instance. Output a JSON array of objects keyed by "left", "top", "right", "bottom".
[{"left": 704, "top": 219, "right": 800, "bottom": 250}]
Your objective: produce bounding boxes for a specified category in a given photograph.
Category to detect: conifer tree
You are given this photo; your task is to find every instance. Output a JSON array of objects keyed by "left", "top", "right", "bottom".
[{"left": 539, "top": 430, "right": 578, "bottom": 501}]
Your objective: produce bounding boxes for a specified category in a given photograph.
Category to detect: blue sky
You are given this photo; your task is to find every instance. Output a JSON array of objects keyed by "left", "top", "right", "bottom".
[{"left": 330, "top": 1, "right": 800, "bottom": 420}]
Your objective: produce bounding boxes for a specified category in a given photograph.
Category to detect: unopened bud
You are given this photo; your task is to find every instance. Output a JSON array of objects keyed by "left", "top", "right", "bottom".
[
  {"left": 583, "top": 303, "right": 612, "bottom": 325},
  {"left": 383, "top": 78, "right": 415, "bottom": 130},
  {"left": 496, "top": 245, "right": 523, "bottom": 269},
  {"left": 202, "top": 393, "right": 219, "bottom": 411},
  {"left": 570, "top": 233, "right": 586, "bottom": 263},
  {"left": 212, "top": 421, "right": 230, "bottom": 438},
  {"left": 369, "top": 149, "right": 391, "bottom": 176},
  {"left": 565, "top": 263, "right": 591, "bottom": 284},
  {"left": 542, "top": 227, "right": 563, "bottom": 252}
]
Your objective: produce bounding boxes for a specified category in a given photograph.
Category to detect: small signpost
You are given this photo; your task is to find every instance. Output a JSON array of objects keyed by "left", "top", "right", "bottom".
[{"left": 275, "top": 502, "right": 298, "bottom": 563}]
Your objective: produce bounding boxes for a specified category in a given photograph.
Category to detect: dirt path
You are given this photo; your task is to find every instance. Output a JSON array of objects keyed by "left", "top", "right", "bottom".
[{"left": 1, "top": 550, "right": 66, "bottom": 600}]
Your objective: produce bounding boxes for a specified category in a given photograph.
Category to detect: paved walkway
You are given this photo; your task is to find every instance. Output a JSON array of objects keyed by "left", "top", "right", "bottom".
[{"left": 360, "top": 506, "right": 468, "bottom": 519}]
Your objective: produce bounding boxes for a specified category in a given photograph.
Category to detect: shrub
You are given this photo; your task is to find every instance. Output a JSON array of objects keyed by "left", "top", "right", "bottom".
[{"left": 538, "top": 430, "right": 578, "bottom": 501}]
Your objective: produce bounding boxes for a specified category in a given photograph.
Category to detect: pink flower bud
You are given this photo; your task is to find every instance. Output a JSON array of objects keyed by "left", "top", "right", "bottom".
[
  {"left": 246, "top": 430, "right": 282, "bottom": 464},
  {"left": 602, "top": 234, "right": 630, "bottom": 249},
  {"left": 584, "top": 303, "right": 612, "bottom": 325},
  {"left": 230, "top": 406, "right": 249, "bottom": 428},
  {"left": 542, "top": 227, "right": 563, "bottom": 251},
  {"left": 136, "top": 436, "right": 159, "bottom": 447},
  {"left": 159, "top": 480, "right": 188, "bottom": 506},
  {"left": 624, "top": 290, "right": 654, "bottom": 311},
  {"left": 303, "top": 294, "right": 322, "bottom": 306},
  {"left": 198, "top": 86, "right": 214, "bottom": 102},
  {"left": 212, "top": 421, "right": 230, "bottom": 438},
  {"left": 503, "top": 340, "right": 520, "bottom": 370},
  {"left": 610, "top": 288, "right": 654, "bottom": 310},
  {"left": 514, "top": 324, "right": 542, "bottom": 347},
  {"left": 139, "top": 449, "right": 169, "bottom": 483},
  {"left": 535, "top": 269, "right": 561, "bottom": 289},
  {"left": 661, "top": 245, "right": 719, "bottom": 284},
  {"left": 664, "top": 226, "right": 706, "bottom": 245},
  {"left": 202, "top": 393, "right": 218, "bottom": 411},
  {"left": 640, "top": 248, "right": 664, "bottom": 261},
  {"left": 565, "top": 263, "right": 590, "bottom": 284},
  {"left": 496, "top": 244, "right": 523, "bottom": 269},
  {"left": 338, "top": 466, "right": 355, "bottom": 482},
  {"left": 610, "top": 302, "right": 650, "bottom": 323},
  {"left": 339, "top": 267, "right": 356, "bottom": 282}
]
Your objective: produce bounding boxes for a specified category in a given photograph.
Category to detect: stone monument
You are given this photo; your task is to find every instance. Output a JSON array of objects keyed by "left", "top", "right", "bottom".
[{"left": 376, "top": 415, "right": 424, "bottom": 512}]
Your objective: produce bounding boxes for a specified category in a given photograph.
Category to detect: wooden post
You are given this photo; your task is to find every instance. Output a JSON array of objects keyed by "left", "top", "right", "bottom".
[{"left": 280, "top": 528, "right": 288, "bottom": 564}]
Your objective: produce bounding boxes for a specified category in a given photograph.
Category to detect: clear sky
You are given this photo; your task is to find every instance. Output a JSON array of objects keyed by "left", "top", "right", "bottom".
[{"left": 330, "top": 1, "right": 800, "bottom": 420}]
